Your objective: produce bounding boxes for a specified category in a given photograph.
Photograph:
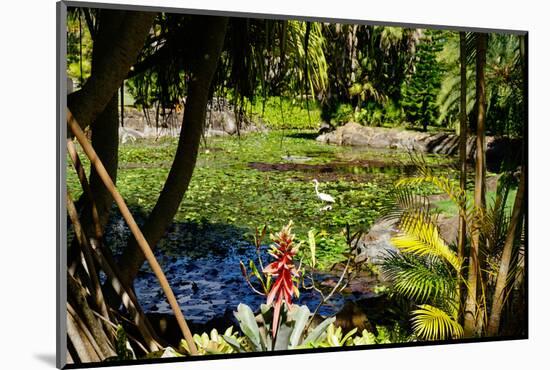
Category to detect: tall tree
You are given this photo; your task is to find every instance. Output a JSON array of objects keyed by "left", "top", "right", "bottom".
[
  {"left": 457, "top": 31, "right": 468, "bottom": 316},
  {"left": 401, "top": 30, "right": 444, "bottom": 131},
  {"left": 68, "top": 10, "right": 154, "bottom": 269},
  {"left": 77, "top": 11, "right": 124, "bottom": 242},
  {"left": 112, "top": 16, "right": 229, "bottom": 292},
  {"left": 65, "top": 9, "right": 157, "bottom": 363},
  {"left": 487, "top": 33, "right": 527, "bottom": 336},
  {"left": 464, "top": 32, "right": 488, "bottom": 337}
]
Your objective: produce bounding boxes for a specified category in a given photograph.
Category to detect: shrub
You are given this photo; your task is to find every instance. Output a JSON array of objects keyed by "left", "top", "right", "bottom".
[{"left": 331, "top": 103, "right": 354, "bottom": 125}]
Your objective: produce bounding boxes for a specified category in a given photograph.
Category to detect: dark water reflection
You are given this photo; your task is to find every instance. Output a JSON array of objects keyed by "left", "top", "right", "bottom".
[
  {"left": 248, "top": 160, "right": 417, "bottom": 177},
  {"left": 105, "top": 217, "right": 350, "bottom": 324},
  {"left": 133, "top": 241, "right": 347, "bottom": 323}
]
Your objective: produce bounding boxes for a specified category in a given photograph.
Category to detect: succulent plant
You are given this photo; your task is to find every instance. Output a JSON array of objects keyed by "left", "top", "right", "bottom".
[
  {"left": 296, "top": 323, "right": 380, "bottom": 348},
  {"left": 223, "top": 303, "right": 335, "bottom": 352},
  {"left": 179, "top": 327, "right": 242, "bottom": 355}
]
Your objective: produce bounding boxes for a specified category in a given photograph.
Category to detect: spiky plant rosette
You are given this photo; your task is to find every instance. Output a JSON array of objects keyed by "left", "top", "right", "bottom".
[{"left": 263, "top": 221, "right": 301, "bottom": 336}]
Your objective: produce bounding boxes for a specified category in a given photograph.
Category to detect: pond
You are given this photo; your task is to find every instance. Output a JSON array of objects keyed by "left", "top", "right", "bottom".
[{"left": 69, "top": 130, "right": 456, "bottom": 328}]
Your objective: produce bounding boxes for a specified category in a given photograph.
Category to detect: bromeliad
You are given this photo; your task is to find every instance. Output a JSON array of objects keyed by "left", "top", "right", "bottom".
[{"left": 263, "top": 221, "right": 301, "bottom": 337}]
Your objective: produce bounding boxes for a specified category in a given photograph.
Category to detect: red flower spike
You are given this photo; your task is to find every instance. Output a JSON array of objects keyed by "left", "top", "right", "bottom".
[{"left": 262, "top": 221, "right": 300, "bottom": 337}]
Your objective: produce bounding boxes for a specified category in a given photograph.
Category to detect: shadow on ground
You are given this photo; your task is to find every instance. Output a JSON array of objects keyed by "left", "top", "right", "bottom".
[
  {"left": 285, "top": 131, "right": 320, "bottom": 140},
  {"left": 33, "top": 353, "right": 56, "bottom": 367}
]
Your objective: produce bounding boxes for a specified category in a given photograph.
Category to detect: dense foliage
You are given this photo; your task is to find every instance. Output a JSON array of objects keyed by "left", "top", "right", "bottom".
[
  {"left": 400, "top": 31, "right": 444, "bottom": 131},
  {"left": 67, "top": 15, "right": 525, "bottom": 135},
  {"left": 64, "top": 8, "right": 526, "bottom": 365}
]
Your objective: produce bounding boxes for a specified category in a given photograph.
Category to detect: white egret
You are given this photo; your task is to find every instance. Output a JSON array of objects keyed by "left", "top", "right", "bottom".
[{"left": 312, "top": 179, "right": 335, "bottom": 211}]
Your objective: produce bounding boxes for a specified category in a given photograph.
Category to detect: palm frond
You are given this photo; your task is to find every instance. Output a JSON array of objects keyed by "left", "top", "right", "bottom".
[
  {"left": 382, "top": 252, "right": 457, "bottom": 304},
  {"left": 437, "top": 69, "right": 476, "bottom": 127},
  {"left": 379, "top": 186, "right": 431, "bottom": 222},
  {"left": 411, "top": 304, "right": 464, "bottom": 340},
  {"left": 397, "top": 175, "right": 467, "bottom": 212},
  {"left": 391, "top": 211, "right": 462, "bottom": 272},
  {"left": 479, "top": 174, "right": 516, "bottom": 257},
  {"left": 286, "top": 21, "right": 328, "bottom": 97}
]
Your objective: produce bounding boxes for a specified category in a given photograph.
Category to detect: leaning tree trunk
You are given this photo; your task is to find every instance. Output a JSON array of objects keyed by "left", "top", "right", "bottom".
[
  {"left": 487, "top": 165, "right": 525, "bottom": 336},
  {"left": 464, "top": 32, "right": 488, "bottom": 337},
  {"left": 457, "top": 31, "right": 468, "bottom": 318},
  {"left": 68, "top": 10, "right": 154, "bottom": 262},
  {"left": 65, "top": 9, "right": 156, "bottom": 363},
  {"left": 83, "top": 95, "right": 119, "bottom": 233},
  {"left": 112, "top": 16, "right": 229, "bottom": 293}
]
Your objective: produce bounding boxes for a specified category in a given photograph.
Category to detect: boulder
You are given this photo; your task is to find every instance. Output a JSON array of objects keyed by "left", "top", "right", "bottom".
[
  {"left": 208, "top": 110, "right": 238, "bottom": 135},
  {"left": 317, "top": 122, "right": 522, "bottom": 170},
  {"left": 119, "top": 127, "right": 145, "bottom": 143},
  {"left": 318, "top": 122, "right": 335, "bottom": 134},
  {"left": 437, "top": 214, "right": 459, "bottom": 246},
  {"left": 355, "top": 214, "right": 460, "bottom": 267},
  {"left": 355, "top": 218, "right": 400, "bottom": 266}
]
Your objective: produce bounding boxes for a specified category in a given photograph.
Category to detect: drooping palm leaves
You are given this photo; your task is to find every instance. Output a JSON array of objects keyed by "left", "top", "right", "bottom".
[
  {"left": 392, "top": 211, "right": 462, "bottom": 272},
  {"left": 286, "top": 21, "right": 329, "bottom": 98},
  {"left": 411, "top": 304, "right": 464, "bottom": 340},
  {"left": 382, "top": 203, "right": 463, "bottom": 341},
  {"left": 383, "top": 251, "right": 456, "bottom": 304},
  {"left": 383, "top": 151, "right": 525, "bottom": 339}
]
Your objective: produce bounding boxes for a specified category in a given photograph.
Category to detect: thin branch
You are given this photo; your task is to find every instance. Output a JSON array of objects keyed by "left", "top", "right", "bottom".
[
  {"left": 305, "top": 255, "right": 353, "bottom": 331},
  {"left": 92, "top": 310, "right": 149, "bottom": 354},
  {"left": 66, "top": 191, "right": 111, "bottom": 330}
]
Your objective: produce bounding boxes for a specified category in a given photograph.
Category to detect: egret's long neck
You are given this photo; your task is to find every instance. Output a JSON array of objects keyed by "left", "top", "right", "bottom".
[{"left": 314, "top": 182, "right": 320, "bottom": 195}]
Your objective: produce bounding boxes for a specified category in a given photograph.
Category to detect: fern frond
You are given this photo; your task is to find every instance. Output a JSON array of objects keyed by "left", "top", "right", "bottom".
[{"left": 411, "top": 304, "right": 464, "bottom": 341}]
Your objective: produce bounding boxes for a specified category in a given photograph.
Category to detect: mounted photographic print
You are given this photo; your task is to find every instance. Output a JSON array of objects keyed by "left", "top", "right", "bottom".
[{"left": 57, "top": 1, "right": 528, "bottom": 368}]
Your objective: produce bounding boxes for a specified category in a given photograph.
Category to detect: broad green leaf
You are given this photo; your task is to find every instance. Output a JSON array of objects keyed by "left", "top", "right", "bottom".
[
  {"left": 289, "top": 305, "right": 311, "bottom": 348},
  {"left": 303, "top": 316, "right": 336, "bottom": 345},
  {"left": 234, "top": 304, "right": 263, "bottom": 351},
  {"left": 222, "top": 335, "right": 245, "bottom": 353}
]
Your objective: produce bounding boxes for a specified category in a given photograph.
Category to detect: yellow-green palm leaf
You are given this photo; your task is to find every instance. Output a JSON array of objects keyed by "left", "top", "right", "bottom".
[
  {"left": 411, "top": 304, "right": 463, "bottom": 341},
  {"left": 391, "top": 212, "right": 462, "bottom": 272}
]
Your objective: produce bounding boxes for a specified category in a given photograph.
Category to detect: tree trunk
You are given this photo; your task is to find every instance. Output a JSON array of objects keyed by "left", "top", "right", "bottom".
[
  {"left": 67, "top": 273, "right": 115, "bottom": 358},
  {"left": 67, "top": 10, "right": 155, "bottom": 130},
  {"left": 464, "top": 32, "right": 487, "bottom": 337},
  {"left": 457, "top": 31, "right": 468, "bottom": 318},
  {"left": 113, "top": 16, "right": 229, "bottom": 291},
  {"left": 68, "top": 11, "right": 125, "bottom": 267},
  {"left": 487, "top": 166, "right": 525, "bottom": 336},
  {"left": 487, "top": 33, "right": 527, "bottom": 336}
]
